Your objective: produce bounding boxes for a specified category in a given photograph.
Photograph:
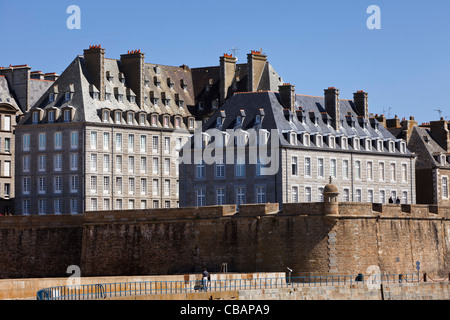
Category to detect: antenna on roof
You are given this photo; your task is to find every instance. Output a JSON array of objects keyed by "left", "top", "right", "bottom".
[
  {"left": 230, "top": 47, "right": 240, "bottom": 61},
  {"left": 383, "top": 107, "right": 392, "bottom": 118},
  {"left": 434, "top": 109, "right": 443, "bottom": 118}
]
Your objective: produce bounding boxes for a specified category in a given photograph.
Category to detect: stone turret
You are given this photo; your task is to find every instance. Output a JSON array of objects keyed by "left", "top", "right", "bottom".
[{"left": 323, "top": 177, "right": 339, "bottom": 217}]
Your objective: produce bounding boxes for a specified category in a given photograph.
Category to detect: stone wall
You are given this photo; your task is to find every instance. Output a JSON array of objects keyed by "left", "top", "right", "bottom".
[{"left": 0, "top": 203, "right": 449, "bottom": 280}]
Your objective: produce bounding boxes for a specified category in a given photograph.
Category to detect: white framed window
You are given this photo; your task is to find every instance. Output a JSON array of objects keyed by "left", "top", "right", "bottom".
[
  {"left": 23, "top": 134, "right": 30, "bottom": 151},
  {"left": 153, "top": 157, "right": 159, "bottom": 175},
  {"left": 402, "top": 191, "right": 408, "bottom": 204},
  {"left": 4, "top": 115, "right": 11, "bottom": 131},
  {"left": 90, "top": 176, "right": 97, "bottom": 194},
  {"left": 367, "top": 189, "right": 374, "bottom": 203},
  {"left": 367, "top": 161, "right": 373, "bottom": 181},
  {"left": 318, "top": 158, "right": 324, "bottom": 178},
  {"left": 291, "top": 156, "right": 298, "bottom": 176},
  {"left": 342, "top": 188, "right": 350, "bottom": 202},
  {"left": 32, "top": 111, "right": 39, "bottom": 124},
  {"left": 342, "top": 159, "right": 349, "bottom": 179},
  {"left": 54, "top": 132, "right": 62, "bottom": 150},
  {"left": 216, "top": 187, "right": 225, "bottom": 205},
  {"left": 152, "top": 179, "right": 159, "bottom": 196},
  {"left": 140, "top": 135, "right": 147, "bottom": 153},
  {"left": 291, "top": 186, "right": 299, "bottom": 203},
  {"left": 152, "top": 136, "right": 159, "bottom": 153},
  {"left": 164, "top": 179, "right": 170, "bottom": 196},
  {"left": 54, "top": 199, "right": 62, "bottom": 215},
  {"left": 304, "top": 186, "right": 312, "bottom": 202},
  {"left": 115, "top": 133, "right": 123, "bottom": 151},
  {"left": 22, "top": 177, "right": 31, "bottom": 195},
  {"left": 330, "top": 159, "right": 337, "bottom": 179},
  {"left": 70, "top": 198, "right": 78, "bottom": 214},
  {"left": 379, "top": 190, "right": 386, "bottom": 204},
  {"left": 215, "top": 158, "right": 225, "bottom": 178},
  {"left": 103, "top": 176, "right": 110, "bottom": 195},
  {"left": 104, "top": 199, "right": 110, "bottom": 211},
  {"left": 304, "top": 157, "right": 311, "bottom": 177},
  {"left": 23, "top": 156, "right": 30, "bottom": 172},
  {"left": 401, "top": 163, "right": 408, "bottom": 182},
  {"left": 116, "top": 199, "right": 123, "bottom": 210},
  {"left": 256, "top": 185, "right": 266, "bottom": 204},
  {"left": 355, "top": 160, "right": 361, "bottom": 180},
  {"left": 54, "top": 176, "right": 62, "bottom": 194},
  {"left": 236, "top": 187, "right": 245, "bottom": 207},
  {"left": 90, "top": 154, "right": 97, "bottom": 171},
  {"left": 129, "top": 178, "right": 135, "bottom": 195},
  {"left": 38, "top": 133, "right": 46, "bottom": 150},
  {"left": 390, "top": 163, "right": 396, "bottom": 181},
  {"left": 196, "top": 188, "right": 206, "bottom": 207},
  {"left": 90, "top": 198, "right": 98, "bottom": 211},
  {"left": 318, "top": 187, "right": 324, "bottom": 202},
  {"left": 128, "top": 134, "right": 134, "bottom": 152},
  {"left": 140, "top": 157, "right": 147, "bottom": 174},
  {"left": 71, "top": 131, "right": 78, "bottom": 149},
  {"left": 38, "top": 155, "right": 46, "bottom": 172},
  {"left": 355, "top": 189, "right": 362, "bottom": 202},
  {"left": 38, "top": 177, "right": 46, "bottom": 194},
  {"left": 443, "top": 176, "right": 449, "bottom": 199},
  {"left": 236, "top": 157, "right": 245, "bottom": 177},
  {"left": 164, "top": 137, "right": 170, "bottom": 154},
  {"left": 70, "top": 175, "right": 79, "bottom": 193},
  {"left": 379, "top": 162, "right": 385, "bottom": 181},
  {"left": 23, "top": 199, "right": 30, "bottom": 215},
  {"left": 70, "top": 153, "right": 78, "bottom": 171},
  {"left": 140, "top": 178, "right": 147, "bottom": 195},
  {"left": 103, "top": 154, "right": 110, "bottom": 172},
  {"left": 38, "top": 199, "right": 47, "bottom": 215},
  {"left": 3, "top": 161, "right": 10, "bottom": 177},
  {"left": 128, "top": 156, "right": 135, "bottom": 173},
  {"left": 64, "top": 109, "right": 71, "bottom": 122},
  {"left": 128, "top": 199, "right": 135, "bottom": 210},
  {"left": 90, "top": 131, "right": 97, "bottom": 150},
  {"left": 103, "top": 132, "right": 110, "bottom": 151},
  {"left": 164, "top": 158, "right": 170, "bottom": 175},
  {"left": 196, "top": 160, "right": 205, "bottom": 179},
  {"left": 116, "top": 155, "right": 122, "bottom": 173},
  {"left": 53, "top": 153, "right": 62, "bottom": 171},
  {"left": 116, "top": 177, "right": 123, "bottom": 195}
]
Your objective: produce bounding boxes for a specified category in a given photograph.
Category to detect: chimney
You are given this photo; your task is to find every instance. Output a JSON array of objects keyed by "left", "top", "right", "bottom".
[
  {"left": 429, "top": 118, "right": 450, "bottom": 151},
  {"left": 43, "top": 73, "right": 59, "bottom": 81},
  {"left": 30, "top": 71, "right": 45, "bottom": 80},
  {"left": 375, "top": 114, "right": 387, "bottom": 128},
  {"left": 83, "top": 45, "right": 105, "bottom": 101},
  {"left": 120, "top": 49, "right": 145, "bottom": 108},
  {"left": 278, "top": 83, "right": 296, "bottom": 113},
  {"left": 219, "top": 53, "right": 237, "bottom": 104},
  {"left": 0, "top": 64, "right": 32, "bottom": 112},
  {"left": 247, "top": 49, "right": 267, "bottom": 92},
  {"left": 386, "top": 115, "right": 401, "bottom": 129},
  {"left": 324, "top": 87, "right": 340, "bottom": 131},
  {"left": 353, "top": 90, "right": 369, "bottom": 120},
  {"left": 400, "top": 116, "right": 418, "bottom": 143}
]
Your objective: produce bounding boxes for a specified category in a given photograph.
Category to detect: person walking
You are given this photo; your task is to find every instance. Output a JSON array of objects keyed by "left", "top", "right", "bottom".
[{"left": 202, "top": 268, "right": 209, "bottom": 291}]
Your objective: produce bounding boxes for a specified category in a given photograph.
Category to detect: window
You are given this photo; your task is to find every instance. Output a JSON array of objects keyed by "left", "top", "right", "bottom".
[
  {"left": 140, "top": 157, "right": 147, "bottom": 174},
  {"left": 390, "top": 163, "right": 396, "bottom": 181},
  {"left": 103, "top": 177, "right": 110, "bottom": 195},
  {"left": 318, "top": 158, "right": 324, "bottom": 178},
  {"left": 216, "top": 188, "right": 225, "bottom": 205},
  {"left": 151, "top": 114, "right": 158, "bottom": 127},
  {"left": 128, "top": 134, "right": 134, "bottom": 152},
  {"left": 330, "top": 159, "right": 337, "bottom": 179},
  {"left": 164, "top": 179, "right": 170, "bottom": 196},
  {"left": 304, "top": 187, "right": 312, "bottom": 202},
  {"left": 116, "top": 155, "right": 122, "bottom": 173},
  {"left": 256, "top": 186, "right": 266, "bottom": 204},
  {"left": 140, "top": 114, "right": 146, "bottom": 125},
  {"left": 291, "top": 157, "right": 298, "bottom": 176},
  {"left": 343, "top": 160, "right": 349, "bottom": 179},
  {"left": 164, "top": 137, "right": 170, "bottom": 154},
  {"left": 116, "top": 133, "right": 122, "bottom": 151},
  {"left": 64, "top": 109, "right": 71, "bottom": 122},
  {"left": 4, "top": 116, "right": 11, "bottom": 131},
  {"left": 38, "top": 155, "right": 46, "bottom": 172},
  {"left": 38, "top": 177, "right": 46, "bottom": 194},
  {"left": 115, "top": 112, "right": 122, "bottom": 123},
  {"left": 128, "top": 156, "right": 135, "bottom": 173},
  {"left": 23, "top": 156, "right": 30, "bottom": 172},
  {"left": 71, "top": 131, "right": 78, "bottom": 149},
  {"left": 196, "top": 188, "right": 206, "bottom": 207},
  {"left": 367, "top": 162, "right": 373, "bottom": 181},
  {"left": 304, "top": 157, "right": 311, "bottom": 177},
  {"left": 163, "top": 116, "right": 169, "bottom": 127},
  {"left": 102, "top": 110, "right": 109, "bottom": 123},
  {"left": 54, "top": 154, "right": 62, "bottom": 172},
  {"left": 4, "top": 138, "right": 10, "bottom": 153},
  {"left": 70, "top": 153, "right": 78, "bottom": 171},
  {"left": 164, "top": 158, "right": 170, "bottom": 175},
  {"left": 3, "top": 161, "right": 10, "bottom": 177},
  {"left": 90, "top": 198, "right": 98, "bottom": 211},
  {"left": 318, "top": 187, "right": 324, "bottom": 202},
  {"left": 236, "top": 157, "right": 245, "bottom": 177},
  {"left": 103, "top": 133, "right": 110, "bottom": 151},
  {"left": 402, "top": 164, "right": 408, "bottom": 182},
  {"left": 291, "top": 186, "right": 299, "bottom": 203},
  {"left": 140, "top": 135, "right": 147, "bottom": 153},
  {"left": 103, "top": 154, "right": 110, "bottom": 172},
  {"left": 152, "top": 179, "right": 159, "bottom": 196},
  {"left": 38, "top": 199, "right": 47, "bottom": 215},
  {"left": 355, "top": 160, "right": 361, "bottom": 180},
  {"left": 236, "top": 187, "right": 245, "bottom": 207},
  {"left": 128, "top": 200, "right": 135, "bottom": 210},
  {"left": 152, "top": 136, "right": 159, "bottom": 153},
  {"left": 54, "top": 199, "right": 62, "bottom": 215},
  {"left": 23, "top": 134, "right": 30, "bottom": 151},
  {"left": 129, "top": 178, "right": 135, "bottom": 195},
  {"left": 39, "top": 133, "right": 46, "bottom": 150},
  {"left": 70, "top": 199, "right": 78, "bottom": 214},
  {"left": 90, "top": 131, "right": 97, "bottom": 150},
  {"left": 355, "top": 189, "right": 362, "bottom": 202},
  {"left": 152, "top": 200, "right": 159, "bottom": 209},
  {"left": 116, "top": 177, "right": 123, "bottom": 195},
  {"left": 141, "top": 178, "right": 147, "bottom": 195},
  {"left": 127, "top": 112, "right": 134, "bottom": 124},
  {"left": 22, "top": 177, "right": 31, "bottom": 195},
  {"left": 379, "top": 190, "right": 386, "bottom": 203},
  {"left": 90, "top": 154, "right": 97, "bottom": 171},
  {"left": 23, "top": 200, "right": 31, "bottom": 215},
  {"left": 329, "top": 136, "right": 336, "bottom": 148},
  {"left": 70, "top": 175, "right": 79, "bottom": 193},
  {"left": 215, "top": 158, "right": 225, "bottom": 178},
  {"left": 153, "top": 157, "right": 159, "bottom": 175},
  {"left": 402, "top": 191, "right": 408, "bottom": 204},
  {"left": 104, "top": 199, "right": 110, "bottom": 211},
  {"left": 443, "top": 177, "right": 449, "bottom": 199},
  {"left": 368, "top": 190, "right": 374, "bottom": 203},
  {"left": 196, "top": 160, "right": 205, "bottom": 179},
  {"left": 90, "top": 176, "right": 97, "bottom": 194},
  {"left": 116, "top": 199, "right": 123, "bottom": 210},
  {"left": 49, "top": 93, "right": 55, "bottom": 102},
  {"left": 379, "top": 162, "right": 385, "bottom": 181}
]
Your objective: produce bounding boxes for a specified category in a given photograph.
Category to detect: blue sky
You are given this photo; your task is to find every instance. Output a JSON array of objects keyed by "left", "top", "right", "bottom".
[{"left": 1, "top": 0, "right": 449, "bottom": 124}]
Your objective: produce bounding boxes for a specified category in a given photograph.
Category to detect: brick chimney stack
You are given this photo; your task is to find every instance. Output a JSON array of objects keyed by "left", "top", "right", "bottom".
[
  {"left": 120, "top": 49, "right": 145, "bottom": 108},
  {"left": 324, "top": 87, "right": 340, "bottom": 131},
  {"left": 219, "top": 53, "right": 237, "bottom": 104},
  {"left": 278, "top": 83, "right": 296, "bottom": 113},
  {"left": 353, "top": 90, "right": 369, "bottom": 120},
  {"left": 83, "top": 45, "right": 105, "bottom": 101},
  {"left": 429, "top": 118, "right": 450, "bottom": 151},
  {"left": 247, "top": 49, "right": 267, "bottom": 92}
]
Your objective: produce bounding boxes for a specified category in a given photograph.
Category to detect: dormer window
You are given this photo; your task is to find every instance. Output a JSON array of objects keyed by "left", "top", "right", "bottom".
[
  {"left": 151, "top": 114, "right": 158, "bottom": 127},
  {"left": 365, "top": 138, "right": 371, "bottom": 151},
  {"left": 175, "top": 117, "right": 181, "bottom": 128},
  {"left": 439, "top": 154, "right": 446, "bottom": 165},
  {"left": 154, "top": 76, "right": 161, "bottom": 88},
  {"left": 180, "top": 79, "right": 188, "bottom": 91},
  {"left": 400, "top": 142, "right": 407, "bottom": 154},
  {"left": 353, "top": 138, "right": 360, "bottom": 150},
  {"left": 48, "top": 110, "right": 55, "bottom": 123},
  {"left": 189, "top": 118, "right": 195, "bottom": 129},
  {"left": 105, "top": 92, "right": 112, "bottom": 101},
  {"left": 212, "top": 100, "right": 218, "bottom": 109},
  {"left": 154, "top": 66, "right": 161, "bottom": 75},
  {"left": 389, "top": 141, "right": 395, "bottom": 153},
  {"left": 236, "top": 116, "right": 242, "bottom": 125},
  {"left": 255, "top": 115, "right": 261, "bottom": 124},
  {"left": 106, "top": 71, "right": 114, "bottom": 82},
  {"left": 290, "top": 132, "right": 297, "bottom": 146},
  {"left": 377, "top": 139, "right": 383, "bottom": 151},
  {"left": 302, "top": 133, "right": 310, "bottom": 146},
  {"left": 139, "top": 113, "right": 146, "bottom": 126},
  {"left": 92, "top": 92, "right": 99, "bottom": 100},
  {"left": 216, "top": 117, "right": 222, "bottom": 126},
  {"left": 316, "top": 134, "right": 323, "bottom": 147},
  {"left": 129, "top": 96, "right": 136, "bottom": 104},
  {"left": 167, "top": 78, "right": 174, "bottom": 89},
  {"left": 163, "top": 115, "right": 169, "bottom": 127},
  {"left": 115, "top": 111, "right": 122, "bottom": 124},
  {"left": 127, "top": 112, "right": 134, "bottom": 125},
  {"left": 49, "top": 93, "right": 55, "bottom": 102},
  {"left": 328, "top": 136, "right": 336, "bottom": 148},
  {"left": 102, "top": 110, "right": 110, "bottom": 123},
  {"left": 198, "top": 102, "right": 204, "bottom": 110},
  {"left": 144, "top": 79, "right": 149, "bottom": 87},
  {"left": 119, "top": 73, "right": 125, "bottom": 85},
  {"left": 117, "top": 94, "right": 124, "bottom": 103},
  {"left": 63, "top": 109, "right": 72, "bottom": 122},
  {"left": 65, "top": 92, "right": 72, "bottom": 102},
  {"left": 341, "top": 137, "right": 348, "bottom": 149}
]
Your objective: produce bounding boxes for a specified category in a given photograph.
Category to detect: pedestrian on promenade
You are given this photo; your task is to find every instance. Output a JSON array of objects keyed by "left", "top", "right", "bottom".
[{"left": 202, "top": 268, "right": 209, "bottom": 291}]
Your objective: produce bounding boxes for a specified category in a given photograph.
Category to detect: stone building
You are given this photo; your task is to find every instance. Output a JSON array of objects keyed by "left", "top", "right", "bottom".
[
  {"left": 180, "top": 83, "right": 416, "bottom": 207},
  {"left": 14, "top": 46, "right": 196, "bottom": 215},
  {"left": 386, "top": 116, "right": 450, "bottom": 205}
]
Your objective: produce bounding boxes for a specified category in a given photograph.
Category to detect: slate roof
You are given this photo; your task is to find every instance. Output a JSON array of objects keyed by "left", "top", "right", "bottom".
[
  {"left": 19, "top": 54, "right": 195, "bottom": 125},
  {"left": 0, "top": 76, "right": 21, "bottom": 113},
  {"left": 201, "top": 90, "right": 411, "bottom": 155},
  {"left": 408, "top": 126, "right": 450, "bottom": 168}
]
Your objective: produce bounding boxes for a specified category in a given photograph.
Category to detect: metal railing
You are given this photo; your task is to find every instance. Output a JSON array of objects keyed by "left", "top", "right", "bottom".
[{"left": 35, "top": 272, "right": 423, "bottom": 300}]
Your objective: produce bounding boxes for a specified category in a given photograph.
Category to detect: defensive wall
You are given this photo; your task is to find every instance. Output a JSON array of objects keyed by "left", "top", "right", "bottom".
[{"left": 1, "top": 202, "right": 450, "bottom": 282}]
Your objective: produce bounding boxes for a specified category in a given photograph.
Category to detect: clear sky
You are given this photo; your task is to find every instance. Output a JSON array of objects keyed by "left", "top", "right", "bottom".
[{"left": 1, "top": 0, "right": 449, "bottom": 124}]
